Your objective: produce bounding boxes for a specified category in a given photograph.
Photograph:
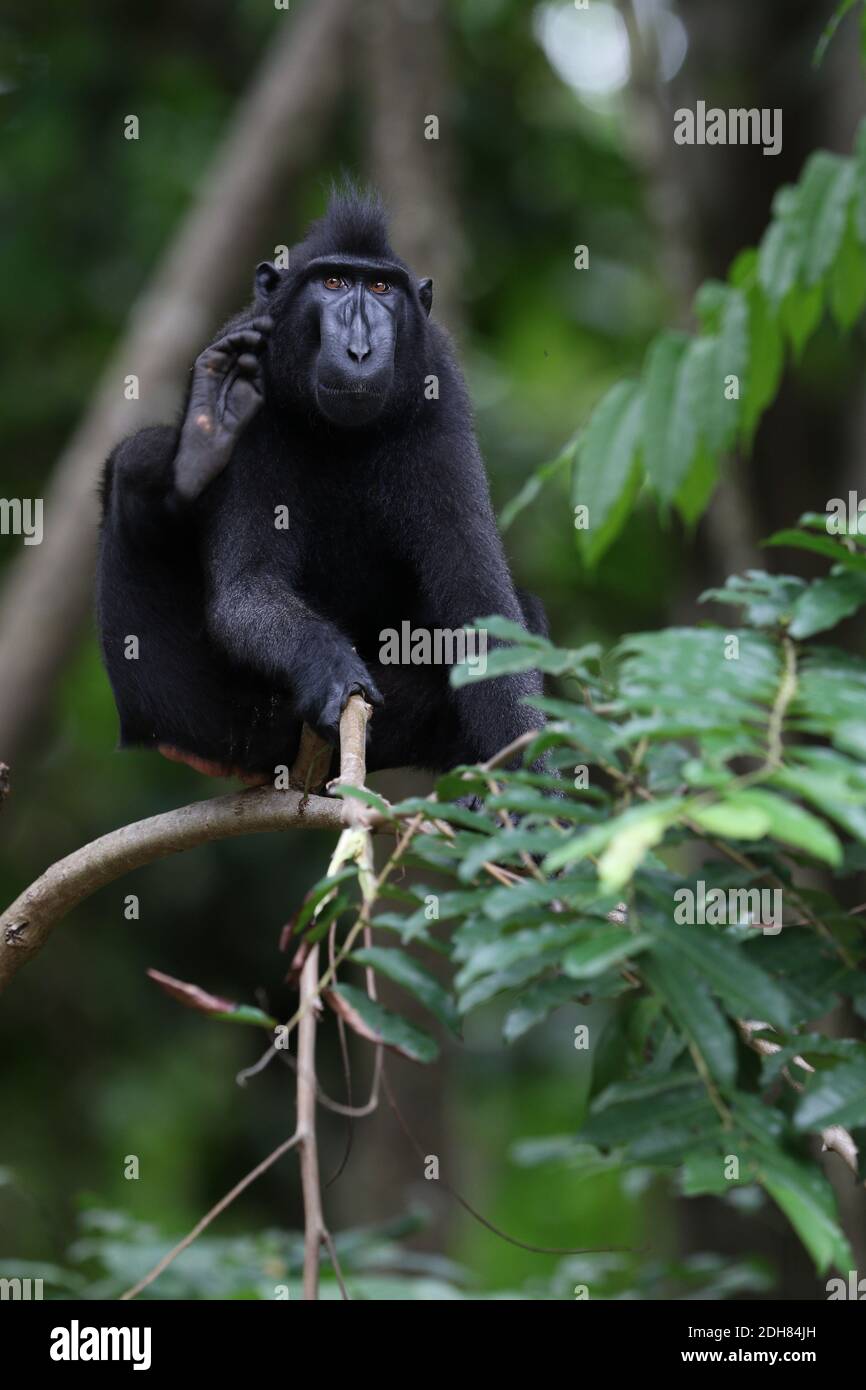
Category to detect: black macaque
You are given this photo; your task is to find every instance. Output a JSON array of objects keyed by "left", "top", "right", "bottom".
[{"left": 97, "top": 190, "right": 549, "bottom": 784}]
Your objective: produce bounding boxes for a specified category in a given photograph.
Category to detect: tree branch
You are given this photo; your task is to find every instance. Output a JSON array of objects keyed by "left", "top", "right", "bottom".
[
  {"left": 297, "top": 928, "right": 324, "bottom": 1299},
  {"left": 119, "top": 696, "right": 372, "bottom": 1302},
  {"left": 298, "top": 695, "right": 371, "bottom": 1299},
  {"left": 0, "top": 705, "right": 382, "bottom": 994}
]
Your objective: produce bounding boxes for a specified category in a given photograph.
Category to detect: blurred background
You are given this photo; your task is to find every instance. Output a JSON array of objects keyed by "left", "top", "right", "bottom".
[{"left": 1, "top": 0, "right": 864, "bottom": 1298}]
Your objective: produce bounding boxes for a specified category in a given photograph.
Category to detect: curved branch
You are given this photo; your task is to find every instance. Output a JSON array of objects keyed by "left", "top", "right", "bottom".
[{"left": 0, "top": 705, "right": 386, "bottom": 993}]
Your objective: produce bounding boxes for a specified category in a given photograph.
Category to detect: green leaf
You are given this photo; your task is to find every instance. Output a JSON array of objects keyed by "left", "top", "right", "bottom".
[
  {"left": 642, "top": 332, "right": 693, "bottom": 504},
  {"left": 457, "top": 921, "right": 602, "bottom": 987},
  {"left": 764, "top": 527, "right": 866, "bottom": 573},
  {"left": 718, "top": 789, "right": 843, "bottom": 866},
  {"left": 741, "top": 284, "right": 784, "bottom": 444},
  {"left": 772, "top": 750, "right": 866, "bottom": 843},
  {"left": 597, "top": 811, "right": 672, "bottom": 890},
  {"left": 593, "top": 1069, "right": 700, "bottom": 1109},
  {"left": 829, "top": 211, "right": 866, "bottom": 330},
  {"left": 700, "top": 571, "right": 806, "bottom": 628},
  {"left": 573, "top": 380, "right": 644, "bottom": 566},
  {"left": 499, "top": 438, "right": 575, "bottom": 532},
  {"left": 543, "top": 798, "right": 682, "bottom": 874},
  {"left": 788, "top": 569, "right": 866, "bottom": 637},
  {"left": 694, "top": 278, "right": 729, "bottom": 332},
  {"left": 146, "top": 970, "right": 277, "bottom": 1029},
  {"left": 692, "top": 788, "right": 843, "bottom": 866},
  {"left": 563, "top": 928, "right": 653, "bottom": 979},
  {"left": 502, "top": 977, "right": 579, "bottom": 1043},
  {"left": 450, "top": 626, "right": 598, "bottom": 685},
  {"left": 680, "top": 1150, "right": 743, "bottom": 1197},
  {"left": 706, "top": 288, "right": 749, "bottom": 451},
  {"left": 619, "top": 624, "right": 781, "bottom": 707},
  {"left": 675, "top": 443, "right": 718, "bottom": 527},
  {"left": 758, "top": 186, "right": 804, "bottom": 305},
  {"left": 796, "top": 508, "right": 863, "bottom": 534},
  {"left": 324, "top": 983, "right": 439, "bottom": 1064},
  {"left": 301, "top": 894, "right": 353, "bottom": 946},
  {"left": 288, "top": 868, "right": 358, "bottom": 939},
  {"left": 758, "top": 1035, "right": 862, "bottom": 1085},
  {"left": 797, "top": 152, "right": 854, "bottom": 284},
  {"left": 757, "top": 1148, "right": 854, "bottom": 1274},
  {"left": 855, "top": 121, "right": 866, "bottom": 242},
  {"left": 691, "top": 799, "right": 770, "bottom": 841},
  {"left": 334, "top": 785, "right": 392, "bottom": 816},
  {"left": 794, "top": 1058, "right": 866, "bottom": 1131},
  {"left": 814, "top": 0, "right": 859, "bottom": 67},
  {"left": 466, "top": 613, "right": 552, "bottom": 647},
  {"left": 654, "top": 924, "right": 796, "bottom": 1029},
  {"left": 480, "top": 873, "right": 598, "bottom": 921},
  {"left": 531, "top": 699, "right": 622, "bottom": 764},
  {"left": 581, "top": 1080, "right": 718, "bottom": 1161},
  {"left": 350, "top": 946, "right": 460, "bottom": 1034},
  {"left": 780, "top": 281, "right": 823, "bottom": 356},
  {"left": 458, "top": 956, "right": 551, "bottom": 1014},
  {"left": 642, "top": 947, "right": 737, "bottom": 1087}
]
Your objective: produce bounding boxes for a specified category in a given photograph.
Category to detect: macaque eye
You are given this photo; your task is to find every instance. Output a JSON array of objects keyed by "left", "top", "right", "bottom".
[
  {"left": 369, "top": 280, "right": 391, "bottom": 294},
  {"left": 323, "top": 276, "right": 344, "bottom": 290}
]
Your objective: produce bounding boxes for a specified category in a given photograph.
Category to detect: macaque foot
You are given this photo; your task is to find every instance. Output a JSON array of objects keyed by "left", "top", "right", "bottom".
[{"left": 158, "top": 744, "right": 269, "bottom": 786}]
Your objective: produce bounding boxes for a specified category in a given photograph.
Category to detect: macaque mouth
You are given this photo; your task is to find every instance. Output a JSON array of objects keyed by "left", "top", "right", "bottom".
[
  {"left": 317, "top": 382, "right": 384, "bottom": 398},
  {"left": 314, "top": 377, "right": 390, "bottom": 426},
  {"left": 320, "top": 384, "right": 374, "bottom": 394}
]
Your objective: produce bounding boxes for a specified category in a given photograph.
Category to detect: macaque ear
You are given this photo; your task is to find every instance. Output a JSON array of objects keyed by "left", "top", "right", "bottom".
[
  {"left": 418, "top": 277, "right": 433, "bottom": 316},
  {"left": 255, "top": 261, "right": 282, "bottom": 298}
]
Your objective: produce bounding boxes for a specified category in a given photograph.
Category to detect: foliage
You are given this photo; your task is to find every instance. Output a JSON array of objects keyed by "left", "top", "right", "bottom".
[
  {"left": 26, "top": 1206, "right": 770, "bottom": 1301},
  {"left": 256, "top": 525, "right": 866, "bottom": 1279},
  {"left": 504, "top": 119, "right": 866, "bottom": 567},
  {"left": 4, "top": 0, "right": 866, "bottom": 1302},
  {"left": 814, "top": 0, "right": 866, "bottom": 69}
]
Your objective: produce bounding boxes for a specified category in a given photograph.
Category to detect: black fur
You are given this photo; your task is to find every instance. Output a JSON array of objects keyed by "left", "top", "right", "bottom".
[{"left": 97, "top": 189, "right": 548, "bottom": 779}]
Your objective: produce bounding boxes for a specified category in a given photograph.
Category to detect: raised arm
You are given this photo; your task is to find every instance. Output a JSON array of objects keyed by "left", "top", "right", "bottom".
[{"left": 102, "top": 315, "right": 274, "bottom": 534}]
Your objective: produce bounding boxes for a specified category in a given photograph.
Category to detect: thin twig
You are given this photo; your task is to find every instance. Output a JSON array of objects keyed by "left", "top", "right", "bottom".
[
  {"left": 382, "top": 1069, "right": 637, "bottom": 1257},
  {"left": 298, "top": 940, "right": 323, "bottom": 1300},
  {"left": 325, "top": 917, "right": 355, "bottom": 1188},
  {"left": 321, "top": 1227, "right": 350, "bottom": 1301},
  {"left": 275, "top": 1048, "right": 381, "bottom": 1118},
  {"left": 120, "top": 1130, "right": 302, "bottom": 1300},
  {"left": 763, "top": 635, "right": 798, "bottom": 773},
  {"left": 480, "top": 729, "right": 541, "bottom": 772}
]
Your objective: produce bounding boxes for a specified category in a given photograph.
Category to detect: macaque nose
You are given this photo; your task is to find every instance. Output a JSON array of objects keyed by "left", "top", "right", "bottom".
[{"left": 347, "top": 335, "right": 372, "bottom": 364}]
